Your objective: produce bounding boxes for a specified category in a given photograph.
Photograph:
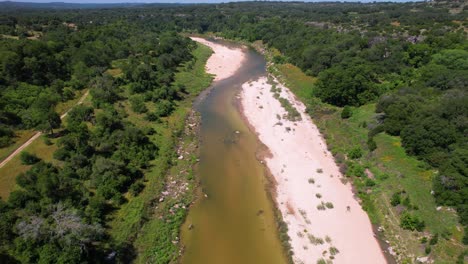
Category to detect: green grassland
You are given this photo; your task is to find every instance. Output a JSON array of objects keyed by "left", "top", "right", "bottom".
[{"left": 269, "top": 56, "right": 466, "bottom": 263}]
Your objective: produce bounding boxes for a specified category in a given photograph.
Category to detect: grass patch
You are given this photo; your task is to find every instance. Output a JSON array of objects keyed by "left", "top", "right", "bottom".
[
  {"left": 0, "top": 130, "right": 36, "bottom": 162},
  {"left": 276, "top": 63, "right": 316, "bottom": 100},
  {"left": 0, "top": 135, "right": 58, "bottom": 199}
]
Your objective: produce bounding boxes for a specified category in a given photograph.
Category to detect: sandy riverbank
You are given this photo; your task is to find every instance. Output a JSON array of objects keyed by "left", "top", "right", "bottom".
[
  {"left": 190, "top": 37, "right": 386, "bottom": 264},
  {"left": 240, "top": 77, "right": 387, "bottom": 264},
  {"left": 190, "top": 37, "right": 245, "bottom": 82}
]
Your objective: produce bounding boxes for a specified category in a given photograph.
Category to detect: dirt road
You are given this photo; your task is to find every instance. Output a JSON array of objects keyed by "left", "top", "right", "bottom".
[{"left": 0, "top": 90, "right": 89, "bottom": 169}]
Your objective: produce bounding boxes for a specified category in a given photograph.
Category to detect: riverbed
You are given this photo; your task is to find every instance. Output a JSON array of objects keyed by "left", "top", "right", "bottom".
[{"left": 180, "top": 38, "right": 288, "bottom": 264}]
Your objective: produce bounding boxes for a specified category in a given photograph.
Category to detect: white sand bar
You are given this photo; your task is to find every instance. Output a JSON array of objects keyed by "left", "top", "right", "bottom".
[
  {"left": 240, "top": 77, "right": 387, "bottom": 264},
  {"left": 190, "top": 37, "right": 245, "bottom": 82},
  {"left": 191, "top": 37, "right": 386, "bottom": 264}
]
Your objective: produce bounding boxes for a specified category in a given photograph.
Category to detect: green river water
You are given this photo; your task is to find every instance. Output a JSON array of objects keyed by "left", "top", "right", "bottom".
[{"left": 181, "top": 40, "right": 288, "bottom": 264}]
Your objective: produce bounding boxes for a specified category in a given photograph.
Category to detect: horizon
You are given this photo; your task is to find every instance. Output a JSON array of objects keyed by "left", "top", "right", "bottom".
[{"left": 0, "top": 0, "right": 418, "bottom": 4}]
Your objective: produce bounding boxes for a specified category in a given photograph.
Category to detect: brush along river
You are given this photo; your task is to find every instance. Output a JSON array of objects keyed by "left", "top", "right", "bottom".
[{"left": 180, "top": 39, "right": 288, "bottom": 264}]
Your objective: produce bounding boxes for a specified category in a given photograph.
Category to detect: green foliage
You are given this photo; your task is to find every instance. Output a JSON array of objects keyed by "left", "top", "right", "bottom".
[
  {"left": 400, "top": 212, "right": 425, "bottom": 232},
  {"left": 390, "top": 192, "right": 401, "bottom": 206},
  {"left": 129, "top": 180, "right": 145, "bottom": 196},
  {"left": 278, "top": 97, "right": 301, "bottom": 121},
  {"left": 90, "top": 74, "right": 119, "bottom": 108},
  {"left": 19, "top": 151, "right": 40, "bottom": 165},
  {"left": 367, "top": 137, "right": 377, "bottom": 152},
  {"left": 0, "top": 1, "right": 466, "bottom": 262},
  {"left": 341, "top": 105, "right": 352, "bottom": 119},
  {"left": 429, "top": 234, "right": 439, "bottom": 245},
  {"left": 315, "top": 62, "right": 379, "bottom": 107},
  {"left": 129, "top": 94, "right": 147, "bottom": 114},
  {"left": 346, "top": 162, "right": 365, "bottom": 177},
  {"left": 348, "top": 146, "right": 362, "bottom": 159}
]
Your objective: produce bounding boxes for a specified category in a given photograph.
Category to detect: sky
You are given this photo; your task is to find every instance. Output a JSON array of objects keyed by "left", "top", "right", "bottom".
[{"left": 3, "top": 0, "right": 415, "bottom": 3}]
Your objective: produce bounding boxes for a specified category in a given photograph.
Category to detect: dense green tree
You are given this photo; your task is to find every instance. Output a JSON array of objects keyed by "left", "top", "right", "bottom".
[{"left": 315, "top": 62, "right": 379, "bottom": 107}]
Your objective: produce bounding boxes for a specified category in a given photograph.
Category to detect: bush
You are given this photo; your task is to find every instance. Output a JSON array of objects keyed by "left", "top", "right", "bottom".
[
  {"left": 346, "top": 162, "right": 365, "bottom": 177},
  {"left": 329, "top": 246, "right": 339, "bottom": 256},
  {"left": 53, "top": 148, "right": 70, "bottom": 161},
  {"left": 429, "top": 234, "right": 439, "bottom": 245},
  {"left": 400, "top": 212, "right": 425, "bottom": 231},
  {"left": 341, "top": 105, "right": 352, "bottom": 119},
  {"left": 317, "top": 203, "right": 326, "bottom": 210},
  {"left": 425, "top": 246, "right": 431, "bottom": 255},
  {"left": 308, "top": 234, "right": 324, "bottom": 245},
  {"left": 391, "top": 192, "right": 401, "bottom": 206},
  {"left": 365, "top": 179, "right": 376, "bottom": 187},
  {"left": 129, "top": 181, "right": 145, "bottom": 196},
  {"left": 348, "top": 146, "right": 362, "bottom": 159},
  {"left": 367, "top": 137, "right": 377, "bottom": 151},
  {"left": 20, "top": 152, "right": 40, "bottom": 165},
  {"left": 130, "top": 95, "right": 147, "bottom": 114}
]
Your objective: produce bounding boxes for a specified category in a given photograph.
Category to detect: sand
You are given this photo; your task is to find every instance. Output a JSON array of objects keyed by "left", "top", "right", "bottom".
[
  {"left": 240, "top": 77, "right": 387, "bottom": 264},
  {"left": 190, "top": 37, "right": 245, "bottom": 82},
  {"left": 191, "top": 37, "right": 387, "bottom": 264}
]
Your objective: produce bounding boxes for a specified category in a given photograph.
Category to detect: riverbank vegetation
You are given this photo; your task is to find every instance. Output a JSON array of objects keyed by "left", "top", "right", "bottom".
[
  {"left": 0, "top": 1, "right": 466, "bottom": 262},
  {"left": 0, "top": 6, "right": 212, "bottom": 262}
]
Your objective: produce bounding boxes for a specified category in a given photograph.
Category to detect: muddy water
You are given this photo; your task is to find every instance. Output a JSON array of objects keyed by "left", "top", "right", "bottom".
[{"left": 181, "top": 40, "right": 287, "bottom": 264}]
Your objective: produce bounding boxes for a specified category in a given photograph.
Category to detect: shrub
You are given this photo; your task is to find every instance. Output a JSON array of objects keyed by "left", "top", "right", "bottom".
[
  {"left": 317, "top": 203, "right": 326, "bottom": 210},
  {"left": 346, "top": 162, "right": 365, "bottom": 177},
  {"left": 308, "top": 234, "right": 324, "bottom": 245},
  {"left": 316, "top": 193, "right": 322, "bottom": 199},
  {"left": 365, "top": 179, "right": 376, "bottom": 187},
  {"left": 425, "top": 246, "right": 431, "bottom": 255},
  {"left": 325, "top": 202, "right": 334, "bottom": 209},
  {"left": 400, "top": 212, "right": 425, "bottom": 231},
  {"left": 367, "top": 137, "right": 377, "bottom": 151},
  {"left": 53, "top": 148, "right": 70, "bottom": 161},
  {"left": 348, "top": 146, "right": 363, "bottom": 159},
  {"left": 317, "top": 259, "right": 327, "bottom": 264},
  {"left": 429, "top": 234, "right": 438, "bottom": 245},
  {"left": 130, "top": 95, "right": 147, "bottom": 114},
  {"left": 402, "top": 196, "right": 411, "bottom": 207},
  {"left": 341, "top": 105, "right": 352, "bottom": 119},
  {"left": 420, "top": 237, "right": 428, "bottom": 244},
  {"left": 390, "top": 192, "right": 401, "bottom": 206},
  {"left": 308, "top": 178, "right": 315, "bottom": 184},
  {"left": 129, "top": 181, "right": 145, "bottom": 196},
  {"left": 329, "top": 246, "right": 339, "bottom": 256},
  {"left": 20, "top": 151, "right": 40, "bottom": 165}
]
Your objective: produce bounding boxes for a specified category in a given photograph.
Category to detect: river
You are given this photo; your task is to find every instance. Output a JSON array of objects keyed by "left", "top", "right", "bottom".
[{"left": 180, "top": 39, "right": 288, "bottom": 264}]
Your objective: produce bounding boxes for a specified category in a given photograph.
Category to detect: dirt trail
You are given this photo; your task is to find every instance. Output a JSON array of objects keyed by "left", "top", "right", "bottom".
[{"left": 0, "top": 90, "right": 89, "bottom": 169}]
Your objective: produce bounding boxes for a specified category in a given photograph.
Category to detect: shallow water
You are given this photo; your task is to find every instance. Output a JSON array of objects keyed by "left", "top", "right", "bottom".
[{"left": 181, "top": 40, "right": 287, "bottom": 264}]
